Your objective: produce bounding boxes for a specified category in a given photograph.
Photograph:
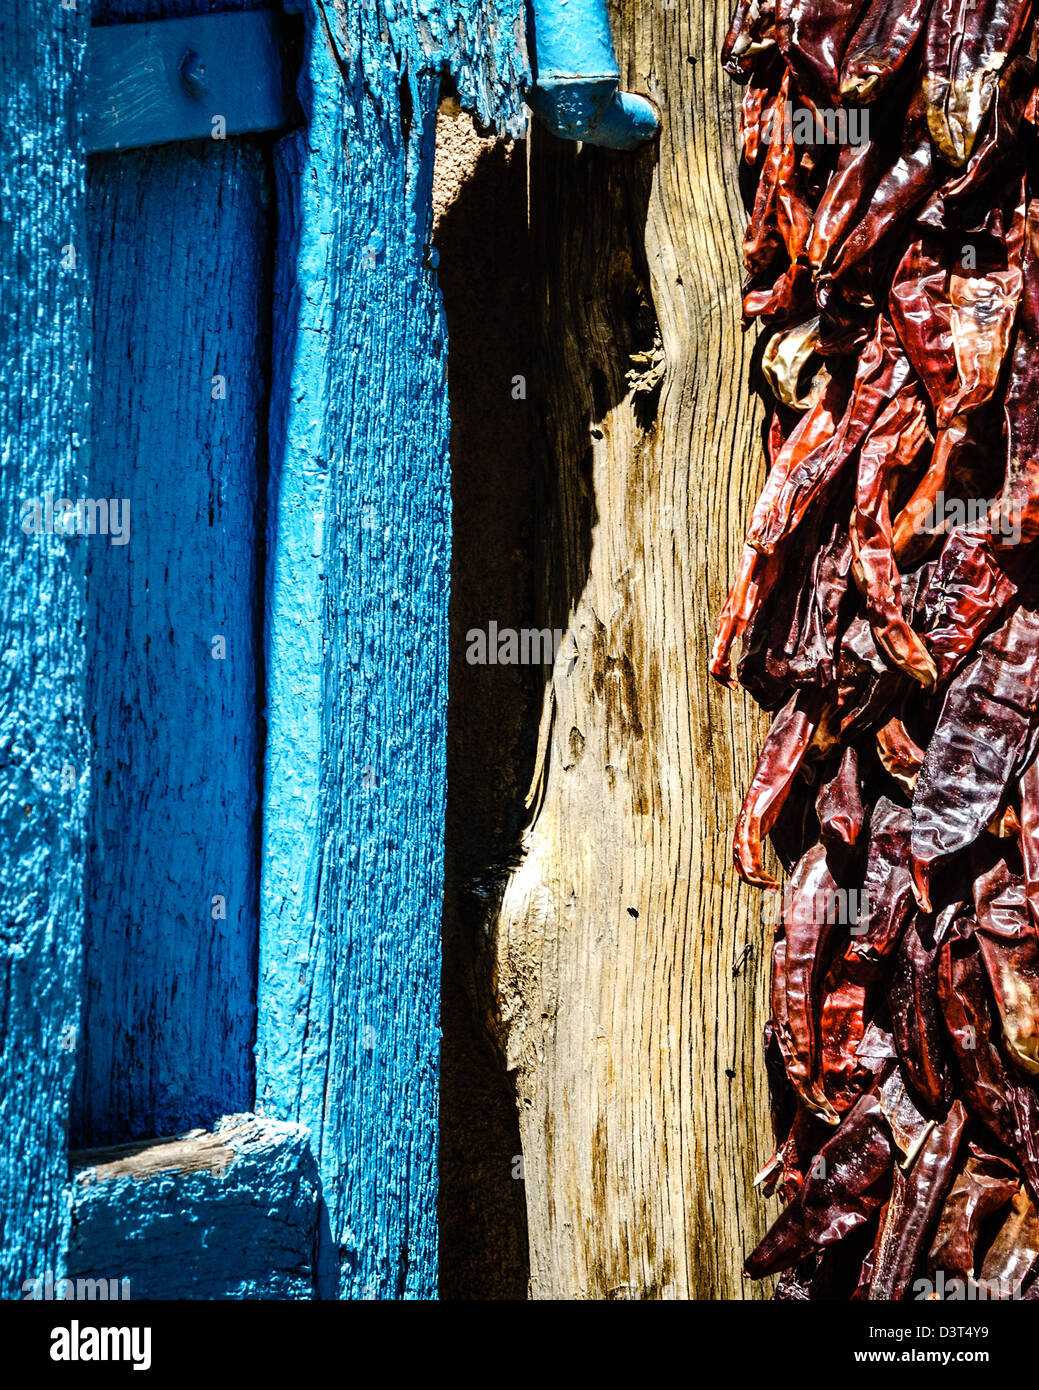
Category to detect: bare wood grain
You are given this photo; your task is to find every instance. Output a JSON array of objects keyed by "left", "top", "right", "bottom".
[{"left": 492, "top": 0, "right": 779, "bottom": 1298}]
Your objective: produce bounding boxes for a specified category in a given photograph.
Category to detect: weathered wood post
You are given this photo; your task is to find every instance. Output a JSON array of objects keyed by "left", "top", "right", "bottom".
[{"left": 493, "top": 0, "right": 780, "bottom": 1298}]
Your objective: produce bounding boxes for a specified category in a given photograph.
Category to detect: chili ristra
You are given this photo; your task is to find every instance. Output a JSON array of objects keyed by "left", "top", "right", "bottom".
[{"left": 720, "top": 0, "right": 1039, "bottom": 1299}]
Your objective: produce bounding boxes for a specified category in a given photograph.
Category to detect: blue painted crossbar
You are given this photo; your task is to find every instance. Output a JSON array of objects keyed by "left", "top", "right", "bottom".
[{"left": 86, "top": 10, "right": 299, "bottom": 154}]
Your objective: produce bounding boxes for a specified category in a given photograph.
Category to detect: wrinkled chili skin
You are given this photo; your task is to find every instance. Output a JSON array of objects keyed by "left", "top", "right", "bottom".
[
  {"left": 840, "top": 0, "right": 933, "bottom": 104},
  {"left": 928, "top": 1144, "right": 1021, "bottom": 1282},
  {"left": 973, "top": 856, "right": 1039, "bottom": 1075},
  {"left": 817, "top": 744, "right": 865, "bottom": 848},
  {"left": 938, "top": 918, "right": 1039, "bottom": 1199},
  {"left": 890, "top": 910, "right": 954, "bottom": 1108},
  {"left": 911, "top": 604, "right": 1039, "bottom": 911},
  {"left": 744, "top": 1089, "right": 895, "bottom": 1277},
  {"left": 735, "top": 689, "right": 822, "bottom": 888},
  {"left": 997, "top": 201, "right": 1039, "bottom": 545},
  {"left": 776, "top": 0, "right": 873, "bottom": 104},
  {"left": 869, "top": 1100, "right": 967, "bottom": 1300},
  {"left": 922, "top": 0, "right": 1034, "bottom": 167},
  {"left": 919, "top": 529, "right": 1017, "bottom": 682},
  {"left": 846, "top": 797, "right": 917, "bottom": 967}
]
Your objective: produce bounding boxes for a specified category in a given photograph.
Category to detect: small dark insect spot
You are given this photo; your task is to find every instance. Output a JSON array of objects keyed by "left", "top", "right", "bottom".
[
  {"left": 687, "top": 54, "right": 698, "bottom": 65},
  {"left": 725, "top": 1067, "right": 736, "bottom": 1079},
  {"left": 591, "top": 427, "right": 604, "bottom": 440},
  {"left": 627, "top": 907, "right": 639, "bottom": 918}
]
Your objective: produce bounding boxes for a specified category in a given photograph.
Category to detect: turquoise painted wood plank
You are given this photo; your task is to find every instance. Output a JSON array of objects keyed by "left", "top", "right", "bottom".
[
  {"left": 86, "top": 10, "right": 298, "bottom": 154},
  {"left": 72, "top": 1, "right": 272, "bottom": 1147},
  {"left": 67, "top": 1115, "right": 320, "bottom": 1299},
  {"left": 0, "top": 0, "right": 90, "bottom": 1296},
  {"left": 257, "top": 0, "right": 527, "bottom": 1299}
]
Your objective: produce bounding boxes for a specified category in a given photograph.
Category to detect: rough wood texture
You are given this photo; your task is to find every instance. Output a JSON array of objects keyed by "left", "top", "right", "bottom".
[
  {"left": 493, "top": 0, "right": 780, "bottom": 1297},
  {"left": 255, "top": 0, "right": 528, "bottom": 1300},
  {"left": 0, "top": 0, "right": 89, "bottom": 1293},
  {"left": 68, "top": 1115, "right": 319, "bottom": 1299},
  {"left": 72, "top": 130, "right": 269, "bottom": 1147}
]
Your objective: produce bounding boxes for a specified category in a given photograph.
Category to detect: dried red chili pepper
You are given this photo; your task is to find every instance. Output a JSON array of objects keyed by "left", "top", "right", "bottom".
[
  {"left": 923, "top": 0, "right": 1033, "bottom": 166},
  {"left": 993, "top": 200, "right": 1039, "bottom": 547},
  {"left": 911, "top": 604, "right": 1039, "bottom": 911},
  {"left": 876, "top": 717, "right": 926, "bottom": 795},
  {"left": 938, "top": 917, "right": 1039, "bottom": 1197},
  {"left": 735, "top": 689, "right": 821, "bottom": 888},
  {"left": 818, "top": 85, "right": 935, "bottom": 289},
  {"left": 890, "top": 907, "right": 955, "bottom": 1108},
  {"left": 744, "top": 1086, "right": 895, "bottom": 1277},
  {"left": 816, "top": 744, "right": 865, "bottom": 847},
  {"left": 771, "top": 841, "right": 842, "bottom": 1119},
  {"left": 850, "top": 379, "right": 935, "bottom": 685},
  {"left": 724, "top": 0, "right": 779, "bottom": 79},
  {"left": 1019, "top": 753, "right": 1039, "bottom": 925},
  {"left": 749, "top": 316, "right": 911, "bottom": 554},
  {"left": 787, "top": 524, "right": 853, "bottom": 685},
  {"left": 776, "top": 0, "right": 873, "bottom": 104},
  {"left": 819, "top": 964, "right": 870, "bottom": 1113},
  {"left": 840, "top": 0, "right": 934, "bottom": 103},
  {"left": 927, "top": 1144, "right": 1021, "bottom": 1285},
  {"left": 978, "top": 1185, "right": 1039, "bottom": 1294},
  {"left": 846, "top": 797, "right": 916, "bottom": 966},
  {"left": 973, "top": 856, "right": 1039, "bottom": 1075},
  {"left": 919, "top": 528, "right": 1017, "bottom": 682},
  {"left": 869, "top": 1100, "right": 967, "bottom": 1300}
]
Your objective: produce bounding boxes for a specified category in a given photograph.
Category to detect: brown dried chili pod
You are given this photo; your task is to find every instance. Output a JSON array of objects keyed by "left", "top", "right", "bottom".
[
  {"left": 922, "top": 0, "right": 1033, "bottom": 167},
  {"left": 973, "top": 856, "right": 1039, "bottom": 1075},
  {"left": 816, "top": 744, "right": 865, "bottom": 847},
  {"left": 927, "top": 1143, "right": 1022, "bottom": 1286},
  {"left": 890, "top": 907, "right": 956, "bottom": 1108},
  {"left": 937, "top": 916, "right": 1039, "bottom": 1198},
  {"left": 744, "top": 1085, "right": 896, "bottom": 1277},
  {"left": 868, "top": 1099, "right": 967, "bottom": 1300},
  {"left": 978, "top": 1184, "right": 1039, "bottom": 1294},
  {"left": 850, "top": 379, "right": 936, "bottom": 686},
  {"left": 841, "top": 0, "right": 934, "bottom": 104},
  {"left": 911, "top": 603, "right": 1039, "bottom": 911},
  {"left": 735, "top": 688, "right": 823, "bottom": 888},
  {"left": 846, "top": 796, "right": 917, "bottom": 966}
]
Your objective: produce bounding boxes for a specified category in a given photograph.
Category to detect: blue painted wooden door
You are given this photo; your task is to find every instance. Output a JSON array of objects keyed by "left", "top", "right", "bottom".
[{"left": 2, "top": 0, "right": 526, "bottom": 1303}]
